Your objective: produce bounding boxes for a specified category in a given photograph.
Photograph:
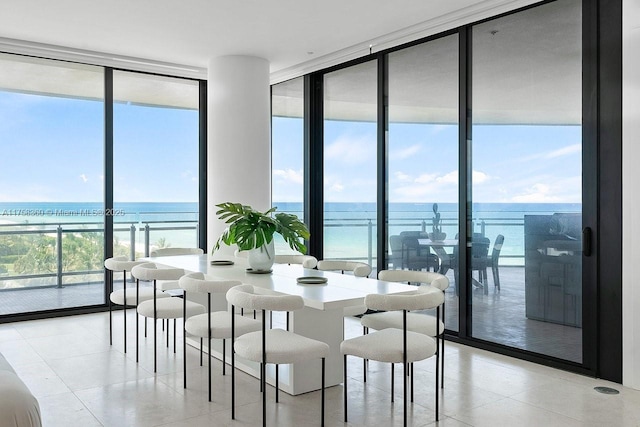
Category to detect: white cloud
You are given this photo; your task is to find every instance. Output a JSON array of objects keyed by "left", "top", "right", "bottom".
[
  {"left": 273, "top": 168, "right": 304, "bottom": 185},
  {"left": 325, "top": 134, "right": 375, "bottom": 164},
  {"left": 79, "top": 174, "right": 88, "bottom": 183},
  {"left": 429, "top": 125, "right": 451, "bottom": 135},
  {"left": 545, "top": 144, "right": 581, "bottom": 159},
  {"left": 511, "top": 183, "right": 562, "bottom": 202},
  {"left": 394, "top": 171, "right": 411, "bottom": 182},
  {"left": 179, "top": 170, "right": 199, "bottom": 183},
  {"left": 331, "top": 182, "right": 344, "bottom": 192},
  {"left": 515, "top": 143, "right": 582, "bottom": 164},
  {"left": 473, "top": 170, "right": 490, "bottom": 184},
  {"left": 395, "top": 185, "right": 429, "bottom": 198},
  {"left": 415, "top": 173, "right": 437, "bottom": 184},
  {"left": 437, "top": 171, "right": 458, "bottom": 184},
  {"left": 391, "top": 170, "right": 460, "bottom": 202},
  {"left": 390, "top": 144, "right": 421, "bottom": 160}
]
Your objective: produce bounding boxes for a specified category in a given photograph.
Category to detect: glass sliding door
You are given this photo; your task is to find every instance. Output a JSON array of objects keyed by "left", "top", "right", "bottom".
[
  {"left": 470, "top": 0, "right": 583, "bottom": 362},
  {"left": 113, "top": 71, "right": 199, "bottom": 261},
  {"left": 271, "top": 77, "right": 304, "bottom": 254},
  {"left": 0, "top": 54, "right": 104, "bottom": 315},
  {"left": 387, "top": 34, "right": 460, "bottom": 330},
  {"left": 323, "top": 61, "right": 378, "bottom": 268}
]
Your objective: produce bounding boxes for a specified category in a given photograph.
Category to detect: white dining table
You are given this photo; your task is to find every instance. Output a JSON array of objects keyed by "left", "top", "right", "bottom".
[{"left": 144, "top": 253, "right": 418, "bottom": 395}]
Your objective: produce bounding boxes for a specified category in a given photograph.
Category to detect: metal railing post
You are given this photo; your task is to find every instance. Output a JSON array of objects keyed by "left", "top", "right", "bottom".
[
  {"left": 130, "top": 224, "right": 136, "bottom": 261},
  {"left": 56, "top": 225, "right": 63, "bottom": 288},
  {"left": 144, "top": 224, "right": 150, "bottom": 257},
  {"left": 421, "top": 220, "right": 426, "bottom": 232},
  {"left": 481, "top": 220, "right": 486, "bottom": 236},
  {"left": 367, "top": 220, "right": 373, "bottom": 266}
]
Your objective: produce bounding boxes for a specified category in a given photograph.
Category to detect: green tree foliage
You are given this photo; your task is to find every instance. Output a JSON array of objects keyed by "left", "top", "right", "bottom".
[
  {"left": 6, "top": 231, "right": 124, "bottom": 275},
  {"left": 13, "top": 234, "right": 56, "bottom": 274}
]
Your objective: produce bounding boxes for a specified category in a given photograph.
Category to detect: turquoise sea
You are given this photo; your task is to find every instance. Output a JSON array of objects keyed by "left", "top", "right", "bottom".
[
  {"left": 0, "top": 201, "right": 581, "bottom": 265},
  {"left": 275, "top": 202, "right": 581, "bottom": 265}
]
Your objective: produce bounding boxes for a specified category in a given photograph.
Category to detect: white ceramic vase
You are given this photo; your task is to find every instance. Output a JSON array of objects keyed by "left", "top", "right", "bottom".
[{"left": 248, "top": 240, "right": 275, "bottom": 271}]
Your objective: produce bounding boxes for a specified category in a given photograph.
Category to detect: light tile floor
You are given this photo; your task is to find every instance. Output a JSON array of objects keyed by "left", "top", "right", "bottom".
[{"left": 0, "top": 311, "right": 638, "bottom": 427}]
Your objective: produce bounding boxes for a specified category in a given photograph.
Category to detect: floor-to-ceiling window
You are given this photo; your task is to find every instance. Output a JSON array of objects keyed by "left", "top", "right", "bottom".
[
  {"left": 113, "top": 71, "right": 200, "bottom": 260},
  {"left": 323, "top": 61, "right": 378, "bottom": 267},
  {"left": 271, "top": 77, "right": 304, "bottom": 254},
  {"left": 470, "top": 0, "right": 583, "bottom": 362},
  {"left": 387, "top": 34, "right": 460, "bottom": 330},
  {"left": 0, "top": 54, "right": 203, "bottom": 320},
  {"left": 270, "top": 0, "right": 617, "bottom": 377},
  {"left": 0, "top": 54, "right": 105, "bottom": 315}
]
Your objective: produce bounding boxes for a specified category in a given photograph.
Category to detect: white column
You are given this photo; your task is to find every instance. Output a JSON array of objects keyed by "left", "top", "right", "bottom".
[
  {"left": 207, "top": 56, "right": 271, "bottom": 256},
  {"left": 623, "top": 0, "right": 640, "bottom": 390}
]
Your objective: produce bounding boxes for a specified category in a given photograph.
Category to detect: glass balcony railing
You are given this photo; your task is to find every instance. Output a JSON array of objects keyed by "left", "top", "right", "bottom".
[
  {"left": 0, "top": 219, "right": 199, "bottom": 292},
  {"left": 0, "top": 213, "right": 532, "bottom": 291}
]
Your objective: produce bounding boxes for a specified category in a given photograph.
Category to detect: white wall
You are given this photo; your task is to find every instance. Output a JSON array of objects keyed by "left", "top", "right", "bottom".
[
  {"left": 207, "top": 56, "right": 271, "bottom": 257},
  {"left": 622, "top": 0, "right": 640, "bottom": 389}
]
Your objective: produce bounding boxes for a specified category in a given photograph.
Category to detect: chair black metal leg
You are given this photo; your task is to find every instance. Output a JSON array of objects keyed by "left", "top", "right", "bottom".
[
  {"left": 363, "top": 326, "right": 368, "bottom": 382},
  {"left": 231, "top": 305, "right": 236, "bottom": 420},
  {"left": 123, "top": 272, "right": 127, "bottom": 353},
  {"left": 262, "top": 309, "right": 266, "bottom": 427},
  {"left": 153, "top": 280, "right": 157, "bottom": 373},
  {"left": 183, "top": 291, "right": 187, "bottom": 389},
  {"left": 404, "top": 362, "right": 408, "bottom": 427},
  {"left": 145, "top": 317, "right": 147, "bottom": 337},
  {"left": 109, "top": 296, "right": 113, "bottom": 346},
  {"left": 222, "top": 339, "right": 226, "bottom": 375},
  {"left": 321, "top": 358, "right": 325, "bottom": 427},
  {"left": 136, "top": 279, "right": 140, "bottom": 363},
  {"left": 436, "top": 349, "right": 439, "bottom": 422},
  {"left": 411, "top": 363, "right": 414, "bottom": 403},
  {"left": 108, "top": 269, "right": 113, "bottom": 346},
  {"left": 391, "top": 363, "right": 395, "bottom": 403},
  {"left": 166, "top": 318, "right": 170, "bottom": 348},
  {"left": 343, "top": 355, "right": 348, "bottom": 422},
  {"left": 200, "top": 338, "right": 203, "bottom": 366},
  {"left": 208, "top": 293, "right": 212, "bottom": 402},
  {"left": 262, "top": 361, "right": 266, "bottom": 427},
  {"left": 173, "top": 318, "right": 177, "bottom": 353},
  {"left": 441, "top": 303, "right": 445, "bottom": 389},
  {"left": 275, "top": 364, "right": 279, "bottom": 402}
]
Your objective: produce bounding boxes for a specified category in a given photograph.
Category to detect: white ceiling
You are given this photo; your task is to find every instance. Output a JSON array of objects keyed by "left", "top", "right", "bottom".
[
  {"left": 0, "top": 0, "right": 538, "bottom": 78},
  {"left": 273, "top": 0, "right": 582, "bottom": 125},
  {"left": 0, "top": 0, "right": 582, "bottom": 125}
]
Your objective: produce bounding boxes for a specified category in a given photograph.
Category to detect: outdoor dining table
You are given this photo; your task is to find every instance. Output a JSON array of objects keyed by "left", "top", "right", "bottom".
[{"left": 144, "top": 253, "right": 418, "bottom": 395}]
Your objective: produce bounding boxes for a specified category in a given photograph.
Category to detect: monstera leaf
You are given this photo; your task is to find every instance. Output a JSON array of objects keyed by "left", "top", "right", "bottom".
[{"left": 213, "top": 202, "right": 309, "bottom": 254}]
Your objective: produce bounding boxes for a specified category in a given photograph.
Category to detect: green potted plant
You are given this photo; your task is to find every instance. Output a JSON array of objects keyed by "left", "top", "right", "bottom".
[
  {"left": 429, "top": 203, "right": 447, "bottom": 241},
  {"left": 212, "top": 202, "right": 310, "bottom": 271}
]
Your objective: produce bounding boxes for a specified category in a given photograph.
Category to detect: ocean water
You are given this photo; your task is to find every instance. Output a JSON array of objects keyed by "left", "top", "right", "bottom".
[
  {"left": 0, "top": 201, "right": 581, "bottom": 265},
  {"left": 274, "top": 202, "right": 582, "bottom": 265}
]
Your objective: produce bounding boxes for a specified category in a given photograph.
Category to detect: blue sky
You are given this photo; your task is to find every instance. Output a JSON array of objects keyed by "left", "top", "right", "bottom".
[
  {"left": 1, "top": 90, "right": 581, "bottom": 206},
  {"left": 0, "top": 91, "right": 198, "bottom": 203},
  {"left": 273, "top": 117, "right": 582, "bottom": 204}
]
